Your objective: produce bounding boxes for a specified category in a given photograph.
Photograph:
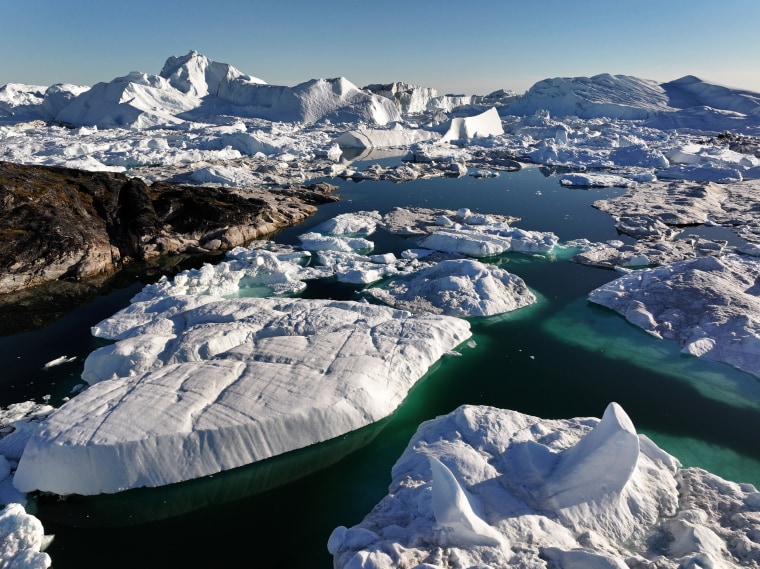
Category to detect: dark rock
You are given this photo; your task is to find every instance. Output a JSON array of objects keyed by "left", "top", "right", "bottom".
[{"left": 0, "top": 161, "right": 338, "bottom": 296}]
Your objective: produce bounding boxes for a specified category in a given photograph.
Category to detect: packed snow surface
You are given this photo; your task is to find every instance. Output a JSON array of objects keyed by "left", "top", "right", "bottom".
[
  {"left": 0, "top": 503, "right": 51, "bottom": 569},
  {"left": 588, "top": 254, "right": 760, "bottom": 377},
  {"left": 12, "top": 296, "right": 470, "bottom": 495},
  {"left": 329, "top": 403, "right": 760, "bottom": 569}
]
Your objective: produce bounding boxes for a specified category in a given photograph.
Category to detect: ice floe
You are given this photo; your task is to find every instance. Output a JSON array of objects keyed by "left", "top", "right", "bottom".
[
  {"left": 588, "top": 254, "right": 760, "bottom": 377},
  {"left": 363, "top": 259, "right": 536, "bottom": 317},
  {"left": 329, "top": 403, "right": 760, "bottom": 569},
  {"left": 13, "top": 297, "right": 470, "bottom": 495},
  {"left": 0, "top": 503, "right": 51, "bottom": 569}
]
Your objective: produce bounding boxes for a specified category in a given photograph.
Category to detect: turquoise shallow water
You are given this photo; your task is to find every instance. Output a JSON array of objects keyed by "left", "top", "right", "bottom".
[{"left": 3, "top": 166, "right": 759, "bottom": 568}]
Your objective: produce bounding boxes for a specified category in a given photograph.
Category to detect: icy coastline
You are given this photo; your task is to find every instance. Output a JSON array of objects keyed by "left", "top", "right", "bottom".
[{"left": 3, "top": 50, "right": 760, "bottom": 568}]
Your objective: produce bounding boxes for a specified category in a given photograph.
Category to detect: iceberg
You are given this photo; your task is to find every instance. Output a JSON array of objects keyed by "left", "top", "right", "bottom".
[
  {"left": 0, "top": 503, "right": 51, "bottom": 569},
  {"left": 53, "top": 51, "right": 401, "bottom": 129},
  {"left": 363, "top": 258, "right": 537, "bottom": 317},
  {"left": 334, "top": 127, "right": 439, "bottom": 150},
  {"left": 329, "top": 403, "right": 760, "bottom": 569},
  {"left": 588, "top": 254, "right": 760, "bottom": 377},
  {"left": 440, "top": 107, "right": 504, "bottom": 141},
  {"left": 13, "top": 297, "right": 470, "bottom": 495},
  {"left": 503, "top": 74, "right": 672, "bottom": 119}
]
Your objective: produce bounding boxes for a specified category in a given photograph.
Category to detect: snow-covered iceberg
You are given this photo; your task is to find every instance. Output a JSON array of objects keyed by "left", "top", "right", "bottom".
[
  {"left": 54, "top": 51, "right": 401, "bottom": 128},
  {"left": 440, "top": 107, "right": 504, "bottom": 141},
  {"left": 588, "top": 254, "right": 760, "bottom": 377},
  {"left": 0, "top": 503, "right": 51, "bottom": 569},
  {"left": 364, "top": 258, "right": 537, "bottom": 317},
  {"left": 13, "top": 297, "right": 470, "bottom": 495},
  {"left": 329, "top": 403, "right": 760, "bottom": 569},
  {"left": 503, "top": 74, "right": 672, "bottom": 119}
]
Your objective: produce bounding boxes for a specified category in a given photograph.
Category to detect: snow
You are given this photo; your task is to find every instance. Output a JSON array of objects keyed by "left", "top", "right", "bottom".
[
  {"left": 13, "top": 297, "right": 470, "bottom": 495},
  {"left": 0, "top": 504, "right": 51, "bottom": 569},
  {"left": 363, "top": 258, "right": 537, "bottom": 317},
  {"left": 329, "top": 403, "right": 760, "bottom": 569},
  {"left": 588, "top": 254, "right": 760, "bottom": 377}
]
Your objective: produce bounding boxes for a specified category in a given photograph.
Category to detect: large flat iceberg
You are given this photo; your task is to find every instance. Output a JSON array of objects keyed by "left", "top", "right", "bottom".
[
  {"left": 329, "top": 403, "right": 760, "bottom": 569},
  {"left": 588, "top": 254, "right": 760, "bottom": 377},
  {"left": 13, "top": 297, "right": 470, "bottom": 495}
]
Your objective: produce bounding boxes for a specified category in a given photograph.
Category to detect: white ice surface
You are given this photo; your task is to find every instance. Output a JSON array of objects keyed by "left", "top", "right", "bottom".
[
  {"left": 363, "top": 258, "right": 537, "bottom": 317},
  {"left": 330, "top": 403, "right": 760, "bottom": 569},
  {"left": 0, "top": 504, "right": 51, "bottom": 569},
  {"left": 13, "top": 297, "right": 470, "bottom": 495},
  {"left": 589, "top": 254, "right": 760, "bottom": 377},
  {"left": 418, "top": 223, "right": 558, "bottom": 257},
  {"left": 3, "top": 55, "right": 760, "bottom": 185},
  {"left": 440, "top": 107, "right": 504, "bottom": 141}
]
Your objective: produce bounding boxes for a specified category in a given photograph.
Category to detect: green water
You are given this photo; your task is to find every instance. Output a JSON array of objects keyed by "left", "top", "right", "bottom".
[{"left": 4, "top": 166, "right": 759, "bottom": 568}]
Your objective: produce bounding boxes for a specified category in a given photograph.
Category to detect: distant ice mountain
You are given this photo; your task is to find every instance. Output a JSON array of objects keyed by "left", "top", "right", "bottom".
[
  {"left": 3, "top": 53, "right": 760, "bottom": 132},
  {"left": 160, "top": 50, "right": 267, "bottom": 98},
  {"left": 662, "top": 75, "right": 760, "bottom": 116},
  {"left": 53, "top": 51, "right": 401, "bottom": 128},
  {"left": 503, "top": 73, "right": 672, "bottom": 119},
  {"left": 500, "top": 73, "right": 760, "bottom": 132}
]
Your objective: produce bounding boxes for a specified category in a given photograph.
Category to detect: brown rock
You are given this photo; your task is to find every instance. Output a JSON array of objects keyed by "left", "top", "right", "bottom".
[{"left": 0, "top": 161, "right": 338, "bottom": 296}]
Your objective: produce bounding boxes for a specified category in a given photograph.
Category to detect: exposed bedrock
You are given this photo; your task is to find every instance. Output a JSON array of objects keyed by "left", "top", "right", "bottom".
[{"left": 0, "top": 161, "right": 338, "bottom": 296}]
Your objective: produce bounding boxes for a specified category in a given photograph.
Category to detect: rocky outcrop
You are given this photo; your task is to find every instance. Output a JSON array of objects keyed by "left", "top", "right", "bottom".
[{"left": 0, "top": 161, "right": 338, "bottom": 296}]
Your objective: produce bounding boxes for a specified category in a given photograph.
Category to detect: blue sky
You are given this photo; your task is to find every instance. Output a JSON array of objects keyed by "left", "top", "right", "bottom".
[{"left": 3, "top": 0, "right": 759, "bottom": 94}]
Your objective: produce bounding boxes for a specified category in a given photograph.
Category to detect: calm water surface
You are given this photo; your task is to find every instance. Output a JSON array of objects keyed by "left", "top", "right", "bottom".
[{"left": 3, "top": 166, "right": 759, "bottom": 569}]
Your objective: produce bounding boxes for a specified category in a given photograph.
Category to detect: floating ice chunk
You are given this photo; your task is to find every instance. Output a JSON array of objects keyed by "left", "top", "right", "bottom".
[
  {"left": 419, "top": 228, "right": 511, "bottom": 257},
  {"left": 310, "top": 210, "right": 382, "bottom": 236},
  {"left": 42, "top": 355, "right": 76, "bottom": 369},
  {"left": 658, "top": 164, "right": 743, "bottom": 183},
  {"left": 441, "top": 107, "right": 504, "bottom": 142},
  {"left": 589, "top": 254, "right": 760, "bottom": 377},
  {"left": 334, "top": 128, "right": 439, "bottom": 149},
  {"left": 609, "top": 143, "right": 669, "bottom": 169},
  {"left": 419, "top": 223, "right": 558, "bottom": 257},
  {"left": 331, "top": 403, "right": 727, "bottom": 569},
  {"left": 364, "top": 258, "right": 536, "bottom": 317},
  {"left": 560, "top": 173, "right": 637, "bottom": 188},
  {"left": 132, "top": 247, "right": 312, "bottom": 302},
  {"left": 14, "top": 298, "right": 470, "bottom": 495},
  {"left": 298, "top": 232, "right": 374, "bottom": 253},
  {"left": 0, "top": 503, "right": 51, "bottom": 569}
]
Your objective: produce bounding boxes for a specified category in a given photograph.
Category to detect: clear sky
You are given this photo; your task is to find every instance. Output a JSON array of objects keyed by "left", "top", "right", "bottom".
[{"left": 2, "top": 0, "right": 759, "bottom": 95}]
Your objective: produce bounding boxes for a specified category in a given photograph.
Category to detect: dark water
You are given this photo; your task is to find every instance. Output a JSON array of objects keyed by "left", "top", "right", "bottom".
[{"left": 4, "top": 166, "right": 760, "bottom": 569}]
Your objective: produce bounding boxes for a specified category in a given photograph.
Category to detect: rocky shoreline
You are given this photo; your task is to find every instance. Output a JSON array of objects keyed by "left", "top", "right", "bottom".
[{"left": 0, "top": 161, "right": 338, "bottom": 332}]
